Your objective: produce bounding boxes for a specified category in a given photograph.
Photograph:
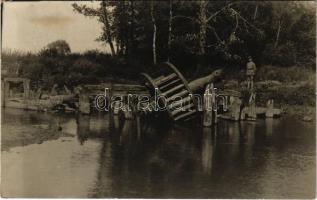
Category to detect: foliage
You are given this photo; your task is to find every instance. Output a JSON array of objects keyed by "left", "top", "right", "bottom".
[
  {"left": 2, "top": 1, "right": 315, "bottom": 93},
  {"left": 40, "top": 40, "right": 71, "bottom": 57},
  {"left": 256, "top": 83, "right": 315, "bottom": 107},
  {"left": 256, "top": 65, "right": 315, "bottom": 83},
  {"left": 71, "top": 1, "right": 315, "bottom": 75}
]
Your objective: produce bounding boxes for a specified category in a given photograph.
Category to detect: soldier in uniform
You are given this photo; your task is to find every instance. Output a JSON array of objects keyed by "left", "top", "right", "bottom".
[{"left": 246, "top": 56, "right": 256, "bottom": 90}]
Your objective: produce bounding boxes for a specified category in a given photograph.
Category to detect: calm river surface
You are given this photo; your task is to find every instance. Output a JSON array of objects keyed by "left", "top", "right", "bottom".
[{"left": 1, "top": 108, "right": 315, "bottom": 198}]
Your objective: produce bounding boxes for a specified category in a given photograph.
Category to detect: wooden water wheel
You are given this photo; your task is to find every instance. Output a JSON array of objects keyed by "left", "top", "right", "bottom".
[{"left": 141, "top": 62, "right": 198, "bottom": 122}]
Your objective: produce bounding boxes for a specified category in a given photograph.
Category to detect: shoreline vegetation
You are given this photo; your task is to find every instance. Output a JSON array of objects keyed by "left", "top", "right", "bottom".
[
  {"left": 2, "top": 48, "right": 316, "bottom": 122},
  {"left": 2, "top": 1, "right": 315, "bottom": 122}
]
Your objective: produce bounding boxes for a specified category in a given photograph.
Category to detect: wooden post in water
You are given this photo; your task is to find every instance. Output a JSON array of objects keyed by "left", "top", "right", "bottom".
[
  {"left": 265, "top": 99, "right": 274, "bottom": 118},
  {"left": 247, "top": 92, "right": 257, "bottom": 121},
  {"left": 79, "top": 94, "right": 90, "bottom": 114},
  {"left": 212, "top": 86, "right": 218, "bottom": 124},
  {"left": 230, "top": 97, "right": 241, "bottom": 121},
  {"left": 203, "top": 83, "right": 217, "bottom": 126},
  {"left": 203, "top": 83, "right": 213, "bottom": 127}
]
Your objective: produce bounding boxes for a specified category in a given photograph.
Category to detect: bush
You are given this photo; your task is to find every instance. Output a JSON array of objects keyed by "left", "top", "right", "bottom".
[
  {"left": 256, "top": 65, "right": 315, "bottom": 83},
  {"left": 256, "top": 83, "right": 315, "bottom": 106}
]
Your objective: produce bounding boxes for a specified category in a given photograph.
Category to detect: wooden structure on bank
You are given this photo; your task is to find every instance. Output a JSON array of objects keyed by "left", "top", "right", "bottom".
[
  {"left": 3, "top": 77, "right": 30, "bottom": 98},
  {"left": 78, "top": 83, "right": 149, "bottom": 115},
  {"left": 1, "top": 62, "right": 281, "bottom": 124},
  {"left": 2, "top": 77, "right": 76, "bottom": 111},
  {"left": 2, "top": 77, "right": 30, "bottom": 107}
]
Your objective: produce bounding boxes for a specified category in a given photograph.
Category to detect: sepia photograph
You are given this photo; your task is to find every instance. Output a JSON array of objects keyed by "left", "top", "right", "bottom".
[{"left": 1, "top": 0, "right": 316, "bottom": 198}]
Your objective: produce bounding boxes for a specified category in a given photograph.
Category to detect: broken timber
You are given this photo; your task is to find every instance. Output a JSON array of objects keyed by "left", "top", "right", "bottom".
[{"left": 141, "top": 62, "right": 222, "bottom": 122}]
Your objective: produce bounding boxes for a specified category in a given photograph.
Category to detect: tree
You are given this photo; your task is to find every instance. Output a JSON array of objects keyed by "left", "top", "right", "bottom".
[
  {"left": 167, "top": 0, "right": 173, "bottom": 62},
  {"left": 73, "top": 1, "right": 116, "bottom": 56},
  {"left": 151, "top": 0, "right": 157, "bottom": 64},
  {"left": 40, "top": 40, "right": 71, "bottom": 56},
  {"left": 72, "top": 1, "right": 315, "bottom": 73}
]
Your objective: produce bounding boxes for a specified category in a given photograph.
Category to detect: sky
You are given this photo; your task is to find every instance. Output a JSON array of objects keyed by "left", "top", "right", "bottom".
[
  {"left": 2, "top": 1, "right": 111, "bottom": 53},
  {"left": 2, "top": 1, "right": 315, "bottom": 54}
]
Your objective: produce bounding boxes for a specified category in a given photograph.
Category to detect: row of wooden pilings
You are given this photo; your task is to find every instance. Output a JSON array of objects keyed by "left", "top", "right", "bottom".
[{"left": 202, "top": 82, "right": 279, "bottom": 127}]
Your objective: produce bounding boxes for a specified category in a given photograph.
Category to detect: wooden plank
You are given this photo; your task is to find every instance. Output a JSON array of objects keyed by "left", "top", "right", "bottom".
[
  {"left": 4, "top": 77, "right": 29, "bottom": 82},
  {"left": 85, "top": 83, "right": 147, "bottom": 91},
  {"left": 164, "top": 62, "right": 198, "bottom": 111},
  {"left": 161, "top": 84, "right": 184, "bottom": 97},
  {"left": 160, "top": 79, "right": 181, "bottom": 90},
  {"left": 166, "top": 90, "right": 189, "bottom": 102},
  {"left": 112, "top": 84, "right": 147, "bottom": 91},
  {"left": 218, "top": 89, "right": 241, "bottom": 97},
  {"left": 169, "top": 96, "right": 192, "bottom": 108},
  {"left": 154, "top": 75, "right": 165, "bottom": 82},
  {"left": 155, "top": 73, "right": 177, "bottom": 86},
  {"left": 174, "top": 110, "right": 196, "bottom": 121},
  {"left": 171, "top": 103, "right": 194, "bottom": 116}
]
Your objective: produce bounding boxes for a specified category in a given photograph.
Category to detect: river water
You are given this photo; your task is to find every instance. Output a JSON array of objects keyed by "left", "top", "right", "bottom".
[{"left": 1, "top": 108, "right": 315, "bottom": 198}]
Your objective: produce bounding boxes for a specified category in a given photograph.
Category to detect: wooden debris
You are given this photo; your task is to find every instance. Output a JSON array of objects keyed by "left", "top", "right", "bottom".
[{"left": 265, "top": 99, "right": 274, "bottom": 118}]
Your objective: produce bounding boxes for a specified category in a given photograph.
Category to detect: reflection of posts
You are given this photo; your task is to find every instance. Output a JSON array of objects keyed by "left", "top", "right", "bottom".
[
  {"left": 77, "top": 114, "right": 90, "bottom": 144},
  {"left": 136, "top": 116, "right": 141, "bottom": 140},
  {"left": 201, "top": 127, "right": 214, "bottom": 174},
  {"left": 244, "top": 122, "right": 256, "bottom": 144},
  {"left": 265, "top": 118, "right": 273, "bottom": 136}
]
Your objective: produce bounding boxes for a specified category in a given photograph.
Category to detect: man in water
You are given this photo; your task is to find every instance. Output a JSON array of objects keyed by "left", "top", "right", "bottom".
[{"left": 246, "top": 56, "right": 256, "bottom": 90}]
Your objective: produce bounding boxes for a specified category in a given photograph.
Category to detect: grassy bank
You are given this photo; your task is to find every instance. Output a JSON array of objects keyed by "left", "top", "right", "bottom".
[{"left": 225, "top": 65, "right": 316, "bottom": 121}]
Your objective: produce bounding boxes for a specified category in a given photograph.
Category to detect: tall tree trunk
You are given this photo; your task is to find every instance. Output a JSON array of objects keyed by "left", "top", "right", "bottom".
[
  {"left": 101, "top": 0, "right": 116, "bottom": 56},
  {"left": 167, "top": 0, "right": 173, "bottom": 62},
  {"left": 199, "top": 1, "right": 207, "bottom": 56},
  {"left": 274, "top": 19, "right": 281, "bottom": 48},
  {"left": 130, "top": 1, "right": 135, "bottom": 53},
  {"left": 196, "top": 1, "right": 208, "bottom": 75},
  {"left": 123, "top": 1, "right": 129, "bottom": 57},
  {"left": 253, "top": 4, "right": 258, "bottom": 20},
  {"left": 151, "top": 1, "right": 157, "bottom": 65}
]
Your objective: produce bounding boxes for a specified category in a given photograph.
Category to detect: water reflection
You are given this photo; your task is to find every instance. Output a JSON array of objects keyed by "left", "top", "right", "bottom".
[
  {"left": 201, "top": 127, "right": 215, "bottom": 174},
  {"left": 1, "top": 108, "right": 315, "bottom": 198}
]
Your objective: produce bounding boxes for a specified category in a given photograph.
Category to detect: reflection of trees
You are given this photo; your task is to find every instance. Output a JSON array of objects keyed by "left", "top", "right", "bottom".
[
  {"left": 86, "top": 117, "right": 214, "bottom": 198},
  {"left": 79, "top": 116, "right": 274, "bottom": 198},
  {"left": 76, "top": 114, "right": 110, "bottom": 144}
]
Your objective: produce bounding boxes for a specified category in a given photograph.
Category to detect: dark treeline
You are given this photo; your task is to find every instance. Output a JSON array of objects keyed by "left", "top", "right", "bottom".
[{"left": 2, "top": 1, "right": 315, "bottom": 90}]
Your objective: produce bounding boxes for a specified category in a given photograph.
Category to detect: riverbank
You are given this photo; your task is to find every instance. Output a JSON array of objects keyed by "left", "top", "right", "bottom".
[
  {"left": 224, "top": 65, "right": 315, "bottom": 122},
  {"left": 224, "top": 80, "right": 315, "bottom": 122}
]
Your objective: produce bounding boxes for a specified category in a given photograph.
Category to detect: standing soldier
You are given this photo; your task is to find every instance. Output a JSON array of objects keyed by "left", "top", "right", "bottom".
[{"left": 246, "top": 56, "right": 256, "bottom": 90}]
